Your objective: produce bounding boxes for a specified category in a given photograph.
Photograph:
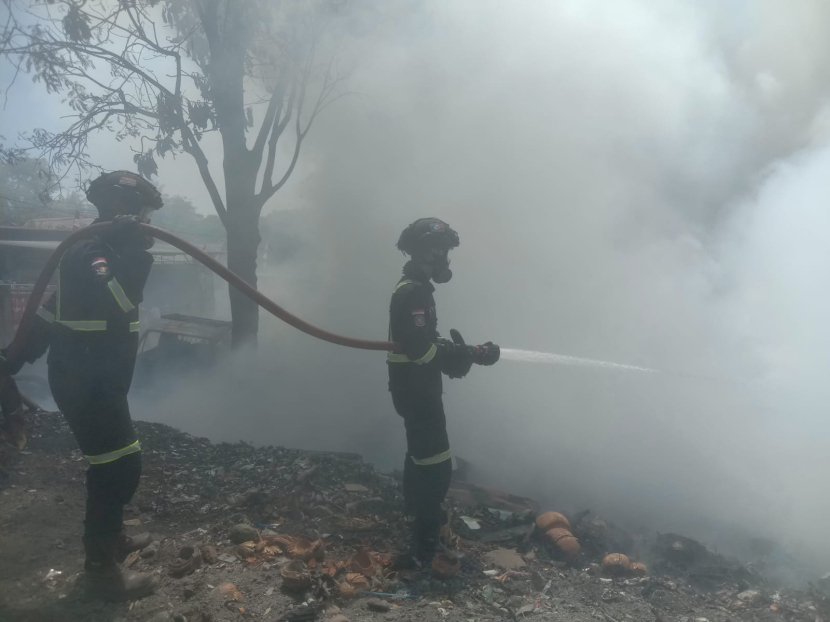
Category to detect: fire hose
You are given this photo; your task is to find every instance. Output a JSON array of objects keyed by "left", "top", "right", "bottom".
[
  {"left": 0, "top": 222, "right": 402, "bottom": 451},
  {"left": 6, "top": 222, "right": 400, "bottom": 362}
]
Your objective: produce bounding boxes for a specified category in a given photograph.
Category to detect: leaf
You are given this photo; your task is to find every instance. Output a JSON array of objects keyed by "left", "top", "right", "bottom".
[
  {"left": 135, "top": 150, "right": 159, "bottom": 179},
  {"left": 61, "top": 5, "right": 92, "bottom": 43}
]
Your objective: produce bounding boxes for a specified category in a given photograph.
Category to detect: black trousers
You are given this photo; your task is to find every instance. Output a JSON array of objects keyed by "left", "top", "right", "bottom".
[
  {"left": 392, "top": 391, "right": 452, "bottom": 526},
  {"left": 49, "top": 361, "right": 141, "bottom": 539}
]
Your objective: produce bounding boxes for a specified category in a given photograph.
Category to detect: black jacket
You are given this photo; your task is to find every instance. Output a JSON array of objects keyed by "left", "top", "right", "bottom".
[
  {"left": 387, "top": 261, "right": 444, "bottom": 395},
  {"left": 22, "top": 226, "right": 153, "bottom": 377}
]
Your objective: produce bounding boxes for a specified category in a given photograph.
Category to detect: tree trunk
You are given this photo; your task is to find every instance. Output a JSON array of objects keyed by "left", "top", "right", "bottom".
[
  {"left": 205, "top": 4, "right": 260, "bottom": 348},
  {"left": 224, "top": 152, "right": 261, "bottom": 349},
  {"left": 226, "top": 212, "right": 261, "bottom": 349}
]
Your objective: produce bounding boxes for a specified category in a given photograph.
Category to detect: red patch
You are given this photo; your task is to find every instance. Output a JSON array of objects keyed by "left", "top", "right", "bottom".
[{"left": 92, "top": 257, "right": 110, "bottom": 276}]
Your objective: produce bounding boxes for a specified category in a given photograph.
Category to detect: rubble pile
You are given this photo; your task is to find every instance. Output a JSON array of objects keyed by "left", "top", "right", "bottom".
[{"left": 0, "top": 409, "right": 828, "bottom": 622}]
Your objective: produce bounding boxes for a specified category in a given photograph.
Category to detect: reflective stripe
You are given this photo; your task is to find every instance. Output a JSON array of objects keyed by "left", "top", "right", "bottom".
[
  {"left": 86, "top": 440, "right": 141, "bottom": 465},
  {"left": 413, "top": 343, "right": 437, "bottom": 365},
  {"left": 387, "top": 343, "right": 437, "bottom": 365},
  {"left": 130, "top": 321, "right": 140, "bottom": 332},
  {"left": 107, "top": 278, "right": 135, "bottom": 312},
  {"left": 387, "top": 353, "right": 411, "bottom": 363},
  {"left": 393, "top": 280, "right": 416, "bottom": 293},
  {"left": 36, "top": 307, "right": 56, "bottom": 323},
  {"left": 56, "top": 265, "right": 62, "bottom": 320},
  {"left": 388, "top": 280, "right": 428, "bottom": 362},
  {"left": 411, "top": 449, "right": 452, "bottom": 466},
  {"left": 57, "top": 320, "right": 108, "bottom": 331}
]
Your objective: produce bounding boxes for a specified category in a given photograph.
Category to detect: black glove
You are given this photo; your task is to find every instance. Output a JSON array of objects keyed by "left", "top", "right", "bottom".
[
  {"left": 439, "top": 329, "right": 474, "bottom": 379},
  {"left": 112, "top": 214, "right": 141, "bottom": 233},
  {"left": 0, "top": 348, "right": 24, "bottom": 376},
  {"left": 472, "top": 342, "right": 500, "bottom": 366},
  {"left": 109, "top": 215, "right": 154, "bottom": 250}
]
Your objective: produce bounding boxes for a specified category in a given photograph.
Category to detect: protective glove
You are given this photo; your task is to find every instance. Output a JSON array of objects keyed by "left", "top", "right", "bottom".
[
  {"left": 0, "top": 348, "right": 24, "bottom": 376},
  {"left": 439, "top": 329, "right": 474, "bottom": 379},
  {"left": 472, "top": 342, "right": 500, "bottom": 366},
  {"left": 110, "top": 215, "right": 154, "bottom": 250}
]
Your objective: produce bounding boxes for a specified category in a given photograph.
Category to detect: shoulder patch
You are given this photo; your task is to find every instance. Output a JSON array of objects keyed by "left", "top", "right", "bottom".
[
  {"left": 412, "top": 308, "right": 426, "bottom": 327},
  {"left": 91, "top": 256, "right": 110, "bottom": 277}
]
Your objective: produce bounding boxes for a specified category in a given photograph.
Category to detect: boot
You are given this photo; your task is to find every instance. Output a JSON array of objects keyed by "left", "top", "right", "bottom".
[
  {"left": 393, "top": 516, "right": 439, "bottom": 570},
  {"left": 418, "top": 518, "right": 440, "bottom": 564},
  {"left": 393, "top": 516, "right": 425, "bottom": 570},
  {"left": 116, "top": 530, "right": 153, "bottom": 562},
  {"left": 83, "top": 534, "right": 158, "bottom": 602}
]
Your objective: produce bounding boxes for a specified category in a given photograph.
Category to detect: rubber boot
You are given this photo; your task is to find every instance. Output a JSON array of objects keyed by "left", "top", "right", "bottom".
[
  {"left": 83, "top": 534, "right": 158, "bottom": 601},
  {"left": 418, "top": 517, "right": 440, "bottom": 565},
  {"left": 393, "top": 516, "right": 426, "bottom": 570},
  {"left": 394, "top": 516, "right": 441, "bottom": 570},
  {"left": 116, "top": 530, "right": 152, "bottom": 562}
]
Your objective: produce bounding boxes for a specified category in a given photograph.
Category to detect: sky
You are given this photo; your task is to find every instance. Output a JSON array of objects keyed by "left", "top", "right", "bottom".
[{"left": 4, "top": 0, "right": 830, "bottom": 581}]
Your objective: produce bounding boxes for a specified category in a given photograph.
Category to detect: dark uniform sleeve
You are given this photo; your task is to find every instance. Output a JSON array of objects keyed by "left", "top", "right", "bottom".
[
  {"left": 79, "top": 239, "right": 153, "bottom": 313},
  {"left": 396, "top": 286, "right": 439, "bottom": 366},
  {"left": 114, "top": 247, "right": 154, "bottom": 307}
]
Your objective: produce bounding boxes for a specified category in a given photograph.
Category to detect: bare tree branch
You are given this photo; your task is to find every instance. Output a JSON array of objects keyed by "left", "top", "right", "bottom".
[{"left": 251, "top": 62, "right": 291, "bottom": 164}]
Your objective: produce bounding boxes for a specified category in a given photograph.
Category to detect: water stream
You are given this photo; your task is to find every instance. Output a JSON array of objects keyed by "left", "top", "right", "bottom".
[{"left": 500, "top": 348, "right": 660, "bottom": 374}]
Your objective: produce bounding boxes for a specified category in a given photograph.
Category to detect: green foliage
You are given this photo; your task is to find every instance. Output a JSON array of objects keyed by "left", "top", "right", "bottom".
[
  {"left": 152, "top": 194, "right": 225, "bottom": 244},
  {"left": 0, "top": 158, "right": 90, "bottom": 225}
]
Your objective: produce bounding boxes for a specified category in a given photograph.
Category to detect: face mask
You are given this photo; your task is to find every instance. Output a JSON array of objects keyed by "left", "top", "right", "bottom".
[
  {"left": 424, "top": 247, "right": 453, "bottom": 283},
  {"left": 136, "top": 205, "right": 156, "bottom": 224},
  {"left": 432, "top": 266, "right": 453, "bottom": 283}
]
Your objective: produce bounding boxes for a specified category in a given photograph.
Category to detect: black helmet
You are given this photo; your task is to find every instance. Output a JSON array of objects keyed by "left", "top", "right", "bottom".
[
  {"left": 397, "top": 218, "right": 459, "bottom": 283},
  {"left": 86, "top": 170, "right": 163, "bottom": 215}
]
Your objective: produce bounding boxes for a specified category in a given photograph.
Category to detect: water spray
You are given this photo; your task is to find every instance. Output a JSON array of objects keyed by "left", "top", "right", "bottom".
[{"left": 500, "top": 348, "right": 660, "bottom": 374}]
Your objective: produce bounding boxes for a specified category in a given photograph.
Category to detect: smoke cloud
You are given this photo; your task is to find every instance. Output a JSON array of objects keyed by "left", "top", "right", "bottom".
[{"left": 87, "top": 0, "right": 830, "bottom": 581}]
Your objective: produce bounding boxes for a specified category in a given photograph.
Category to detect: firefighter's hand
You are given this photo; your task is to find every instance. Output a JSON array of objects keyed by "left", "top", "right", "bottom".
[
  {"left": 111, "top": 215, "right": 154, "bottom": 250},
  {"left": 0, "top": 349, "right": 23, "bottom": 376},
  {"left": 112, "top": 214, "right": 141, "bottom": 234},
  {"left": 440, "top": 329, "right": 474, "bottom": 379},
  {"left": 473, "top": 342, "right": 500, "bottom": 366}
]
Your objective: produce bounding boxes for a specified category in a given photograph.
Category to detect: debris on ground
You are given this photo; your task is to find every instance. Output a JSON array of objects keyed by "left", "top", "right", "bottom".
[{"left": 0, "top": 409, "right": 825, "bottom": 622}]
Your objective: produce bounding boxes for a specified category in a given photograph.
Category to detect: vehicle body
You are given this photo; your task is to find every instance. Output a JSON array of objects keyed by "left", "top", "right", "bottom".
[{"left": 133, "top": 314, "right": 232, "bottom": 388}]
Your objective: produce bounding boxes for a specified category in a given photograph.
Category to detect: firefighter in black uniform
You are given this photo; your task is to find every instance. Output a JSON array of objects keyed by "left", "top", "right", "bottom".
[
  {"left": 1, "top": 171, "right": 163, "bottom": 600},
  {"left": 389, "top": 218, "right": 500, "bottom": 567}
]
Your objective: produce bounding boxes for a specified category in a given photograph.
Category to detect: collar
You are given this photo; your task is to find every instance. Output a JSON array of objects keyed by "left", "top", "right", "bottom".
[{"left": 402, "top": 260, "right": 435, "bottom": 292}]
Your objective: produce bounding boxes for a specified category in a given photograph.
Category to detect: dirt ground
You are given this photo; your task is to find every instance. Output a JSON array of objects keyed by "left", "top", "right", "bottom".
[{"left": 0, "top": 410, "right": 826, "bottom": 622}]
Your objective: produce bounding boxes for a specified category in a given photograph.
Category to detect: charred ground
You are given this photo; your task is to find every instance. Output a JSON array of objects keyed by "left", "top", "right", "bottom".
[{"left": 0, "top": 411, "right": 827, "bottom": 622}]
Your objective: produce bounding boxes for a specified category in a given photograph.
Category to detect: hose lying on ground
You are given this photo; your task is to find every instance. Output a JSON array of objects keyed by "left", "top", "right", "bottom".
[{"left": 5, "top": 222, "right": 400, "bottom": 364}]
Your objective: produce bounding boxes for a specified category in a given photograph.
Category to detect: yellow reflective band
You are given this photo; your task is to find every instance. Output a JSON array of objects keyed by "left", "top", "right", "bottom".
[
  {"left": 56, "top": 265, "right": 62, "bottom": 321},
  {"left": 36, "top": 307, "right": 56, "bottom": 324},
  {"left": 411, "top": 449, "right": 452, "bottom": 466},
  {"left": 86, "top": 440, "right": 141, "bottom": 465},
  {"left": 412, "top": 343, "right": 437, "bottom": 365},
  {"left": 107, "top": 278, "right": 135, "bottom": 312},
  {"left": 57, "top": 320, "right": 107, "bottom": 331},
  {"left": 130, "top": 321, "right": 140, "bottom": 333},
  {"left": 387, "top": 343, "right": 438, "bottom": 365},
  {"left": 387, "top": 352, "right": 411, "bottom": 363},
  {"left": 393, "top": 280, "right": 416, "bottom": 293}
]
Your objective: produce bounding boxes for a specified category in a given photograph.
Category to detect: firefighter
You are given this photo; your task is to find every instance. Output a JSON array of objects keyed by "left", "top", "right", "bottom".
[
  {"left": 389, "top": 218, "right": 500, "bottom": 567},
  {"left": 0, "top": 171, "right": 162, "bottom": 600}
]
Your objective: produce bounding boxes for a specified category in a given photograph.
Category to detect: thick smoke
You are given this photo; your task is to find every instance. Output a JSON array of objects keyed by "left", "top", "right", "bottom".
[{"left": 132, "top": 0, "right": 830, "bottom": 579}]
